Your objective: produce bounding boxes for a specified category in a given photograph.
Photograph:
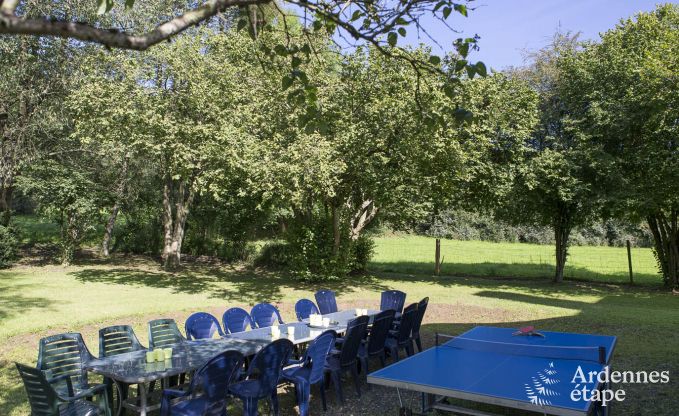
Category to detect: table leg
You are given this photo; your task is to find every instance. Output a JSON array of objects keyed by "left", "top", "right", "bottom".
[
  {"left": 138, "top": 383, "right": 147, "bottom": 416},
  {"left": 111, "top": 379, "right": 124, "bottom": 416}
]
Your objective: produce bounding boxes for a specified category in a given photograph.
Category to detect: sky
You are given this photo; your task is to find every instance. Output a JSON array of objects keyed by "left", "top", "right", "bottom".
[{"left": 399, "top": 0, "right": 672, "bottom": 70}]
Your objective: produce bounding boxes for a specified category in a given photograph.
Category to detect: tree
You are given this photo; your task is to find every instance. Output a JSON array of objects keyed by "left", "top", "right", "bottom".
[
  {"left": 493, "top": 32, "right": 604, "bottom": 283},
  {"left": 560, "top": 4, "right": 679, "bottom": 287}
]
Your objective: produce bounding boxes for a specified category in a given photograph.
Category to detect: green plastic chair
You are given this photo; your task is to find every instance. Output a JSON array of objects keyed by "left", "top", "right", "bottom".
[
  {"left": 16, "top": 362, "right": 111, "bottom": 416},
  {"left": 148, "top": 319, "right": 185, "bottom": 349},
  {"left": 37, "top": 333, "right": 103, "bottom": 397}
]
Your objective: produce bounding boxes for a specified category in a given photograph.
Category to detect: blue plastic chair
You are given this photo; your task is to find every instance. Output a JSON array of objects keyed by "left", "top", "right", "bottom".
[
  {"left": 358, "top": 309, "right": 395, "bottom": 389},
  {"left": 314, "top": 290, "right": 338, "bottom": 315},
  {"left": 37, "top": 333, "right": 103, "bottom": 397},
  {"left": 250, "top": 303, "right": 284, "bottom": 328},
  {"left": 411, "top": 297, "right": 429, "bottom": 352},
  {"left": 380, "top": 290, "right": 406, "bottom": 314},
  {"left": 294, "top": 299, "right": 320, "bottom": 322},
  {"left": 160, "top": 350, "right": 244, "bottom": 416},
  {"left": 16, "top": 362, "right": 111, "bottom": 416},
  {"left": 229, "top": 339, "right": 294, "bottom": 416},
  {"left": 222, "top": 308, "right": 254, "bottom": 334},
  {"left": 385, "top": 303, "right": 418, "bottom": 361},
  {"left": 281, "top": 330, "right": 336, "bottom": 415},
  {"left": 324, "top": 315, "right": 369, "bottom": 404},
  {"left": 185, "top": 312, "right": 225, "bottom": 340}
]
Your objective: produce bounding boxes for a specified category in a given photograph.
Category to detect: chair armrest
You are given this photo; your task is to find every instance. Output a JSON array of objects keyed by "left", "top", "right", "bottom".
[
  {"left": 286, "top": 357, "right": 306, "bottom": 366},
  {"left": 162, "top": 389, "right": 190, "bottom": 400},
  {"left": 45, "top": 372, "right": 75, "bottom": 397},
  {"left": 161, "top": 389, "right": 190, "bottom": 416},
  {"left": 60, "top": 383, "right": 107, "bottom": 402}
]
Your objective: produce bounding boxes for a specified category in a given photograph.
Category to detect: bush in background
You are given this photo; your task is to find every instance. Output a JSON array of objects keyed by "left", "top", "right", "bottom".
[
  {"left": 418, "top": 209, "right": 652, "bottom": 247},
  {"left": 0, "top": 225, "right": 19, "bottom": 268}
]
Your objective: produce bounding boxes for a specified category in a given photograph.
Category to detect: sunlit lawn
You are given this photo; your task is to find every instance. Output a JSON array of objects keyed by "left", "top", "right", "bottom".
[
  {"left": 1, "top": 251, "right": 677, "bottom": 415},
  {"left": 370, "top": 235, "right": 660, "bottom": 286}
]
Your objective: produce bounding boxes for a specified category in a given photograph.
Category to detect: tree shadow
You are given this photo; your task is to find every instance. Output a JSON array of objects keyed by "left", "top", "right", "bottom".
[
  {"left": 0, "top": 275, "right": 54, "bottom": 320},
  {"left": 70, "top": 263, "right": 392, "bottom": 305}
]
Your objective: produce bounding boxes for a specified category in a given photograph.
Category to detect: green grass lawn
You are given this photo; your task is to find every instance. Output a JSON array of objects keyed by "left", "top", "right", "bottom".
[
  {"left": 1, "top": 253, "right": 678, "bottom": 415},
  {"left": 0, "top": 223, "right": 675, "bottom": 414},
  {"left": 371, "top": 235, "right": 661, "bottom": 286}
]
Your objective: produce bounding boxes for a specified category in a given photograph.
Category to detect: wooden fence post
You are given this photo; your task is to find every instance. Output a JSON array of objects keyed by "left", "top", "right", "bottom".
[
  {"left": 435, "top": 238, "right": 441, "bottom": 276},
  {"left": 626, "top": 240, "right": 634, "bottom": 285}
]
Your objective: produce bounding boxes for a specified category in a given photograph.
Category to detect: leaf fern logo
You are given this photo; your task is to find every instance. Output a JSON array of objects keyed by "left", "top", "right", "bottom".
[{"left": 525, "top": 362, "right": 562, "bottom": 406}]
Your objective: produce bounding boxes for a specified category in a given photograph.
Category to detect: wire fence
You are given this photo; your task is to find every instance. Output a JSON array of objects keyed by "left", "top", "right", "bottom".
[{"left": 370, "top": 236, "right": 661, "bottom": 286}]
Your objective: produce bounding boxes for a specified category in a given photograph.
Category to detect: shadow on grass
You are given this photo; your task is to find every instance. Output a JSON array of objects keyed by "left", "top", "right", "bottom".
[
  {"left": 368, "top": 261, "right": 661, "bottom": 286},
  {"left": 0, "top": 274, "right": 55, "bottom": 320},
  {"left": 70, "top": 264, "right": 392, "bottom": 304}
]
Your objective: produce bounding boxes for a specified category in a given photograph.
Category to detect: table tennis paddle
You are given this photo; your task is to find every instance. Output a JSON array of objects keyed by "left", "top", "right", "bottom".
[{"left": 512, "top": 326, "right": 545, "bottom": 337}]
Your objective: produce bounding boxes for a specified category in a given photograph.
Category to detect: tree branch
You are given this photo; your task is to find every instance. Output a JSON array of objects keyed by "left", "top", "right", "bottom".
[{"left": 0, "top": 0, "right": 269, "bottom": 50}]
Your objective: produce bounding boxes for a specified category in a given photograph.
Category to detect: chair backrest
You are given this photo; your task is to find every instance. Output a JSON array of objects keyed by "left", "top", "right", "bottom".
[
  {"left": 367, "top": 309, "right": 395, "bottom": 355},
  {"left": 303, "top": 330, "right": 337, "bottom": 383},
  {"left": 380, "top": 290, "right": 406, "bottom": 313},
  {"left": 148, "top": 319, "right": 185, "bottom": 349},
  {"left": 339, "top": 315, "right": 369, "bottom": 367},
  {"left": 185, "top": 312, "right": 225, "bottom": 340},
  {"left": 191, "top": 350, "right": 244, "bottom": 403},
  {"left": 411, "top": 297, "right": 429, "bottom": 336},
  {"left": 250, "top": 303, "right": 284, "bottom": 328},
  {"left": 37, "top": 332, "right": 93, "bottom": 391},
  {"left": 99, "top": 325, "right": 145, "bottom": 358},
  {"left": 314, "top": 289, "right": 338, "bottom": 314},
  {"left": 246, "top": 339, "right": 293, "bottom": 396},
  {"left": 222, "top": 307, "right": 254, "bottom": 334},
  {"left": 16, "top": 362, "right": 61, "bottom": 416},
  {"left": 394, "top": 303, "right": 418, "bottom": 343},
  {"left": 295, "top": 299, "right": 319, "bottom": 321}
]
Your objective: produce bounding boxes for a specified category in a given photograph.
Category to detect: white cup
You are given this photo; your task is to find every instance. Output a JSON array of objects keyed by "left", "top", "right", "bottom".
[
  {"left": 355, "top": 308, "right": 362, "bottom": 316},
  {"left": 323, "top": 318, "right": 330, "bottom": 328},
  {"left": 271, "top": 327, "right": 280, "bottom": 338},
  {"left": 287, "top": 326, "right": 295, "bottom": 337}
]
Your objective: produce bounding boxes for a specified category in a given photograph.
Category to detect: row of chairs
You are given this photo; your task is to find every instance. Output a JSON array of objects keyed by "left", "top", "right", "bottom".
[{"left": 16, "top": 290, "right": 425, "bottom": 416}]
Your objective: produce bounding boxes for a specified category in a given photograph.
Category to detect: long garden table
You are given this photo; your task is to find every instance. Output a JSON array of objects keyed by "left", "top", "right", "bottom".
[
  {"left": 86, "top": 309, "right": 380, "bottom": 416},
  {"left": 86, "top": 338, "right": 266, "bottom": 416}
]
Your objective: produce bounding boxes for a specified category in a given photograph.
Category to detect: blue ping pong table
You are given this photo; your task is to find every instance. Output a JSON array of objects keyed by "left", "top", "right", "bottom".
[{"left": 367, "top": 326, "right": 617, "bottom": 416}]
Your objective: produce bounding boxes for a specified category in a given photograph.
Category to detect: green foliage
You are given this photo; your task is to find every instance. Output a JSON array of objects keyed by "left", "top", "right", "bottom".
[
  {"left": 16, "top": 160, "right": 101, "bottom": 265},
  {"left": 419, "top": 209, "right": 653, "bottom": 247},
  {"left": 350, "top": 235, "right": 375, "bottom": 272},
  {"left": 112, "top": 213, "right": 163, "bottom": 255},
  {"left": 0, "top": 225, "right": 19, "bottom": 268},
  {"left": 559, "top": 4, "right": 679, "bottom": 286}
]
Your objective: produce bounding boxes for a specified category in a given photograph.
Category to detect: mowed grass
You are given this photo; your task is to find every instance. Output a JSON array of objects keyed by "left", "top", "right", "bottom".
[
  {"left": 370, "top": 235, "right": 661, "bottom": 286},
  {"left": 1, "top": 255, "right": 678, "bottom": 415}
]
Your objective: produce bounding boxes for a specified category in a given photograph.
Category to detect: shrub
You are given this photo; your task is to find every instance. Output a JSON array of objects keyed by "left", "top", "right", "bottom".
[
  {"left": 351, "top": 235, "right": 375, "bottom": 272},
  {"left": 254, "top": 242, "right": 290, "bottom": 268},
  {"left": 0, "top": 225, "right": 19, "bottom": 268}
]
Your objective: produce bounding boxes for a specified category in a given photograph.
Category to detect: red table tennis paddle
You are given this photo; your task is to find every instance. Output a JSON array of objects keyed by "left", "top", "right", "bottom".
[{"left": 512, "top": 326, "right": 545, "bottom": 337}]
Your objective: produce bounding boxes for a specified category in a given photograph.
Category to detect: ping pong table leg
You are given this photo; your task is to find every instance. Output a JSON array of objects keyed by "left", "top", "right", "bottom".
[{"left": 420, "top": 392, "right": 434, "bottom": 413}]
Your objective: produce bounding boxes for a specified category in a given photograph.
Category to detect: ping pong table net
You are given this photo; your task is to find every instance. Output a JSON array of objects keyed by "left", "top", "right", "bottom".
[{"left": 435, "top": 333, "right": 607, "bottom": 364}]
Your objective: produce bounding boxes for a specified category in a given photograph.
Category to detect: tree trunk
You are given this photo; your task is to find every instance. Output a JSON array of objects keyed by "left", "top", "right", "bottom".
[
  {"left": 332, "top": 205, "right": 340, "bottom": 255},
  {"left": 0, "top": 184, "right": 12, "bottom": 227},
  {"left": 647, "top": 209, "right": 679, "bottom": 288},
  {"left": 161, "top": 177, "right": 172, "bottom": 265},
  {"left": 553, "top": 207, "right": 572, "bottom": 283},
  {"left": 161, "top": 176, "right": 195, "bottom": 271},
  {"left": 350, "top": 200, "right": 378, "bottom": 240},
  {"left": 101, "top": 201, "right": 120, "bottom": 257},
  {"left": 101, "top": 158, "right": 129, "bottom": 257}
]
